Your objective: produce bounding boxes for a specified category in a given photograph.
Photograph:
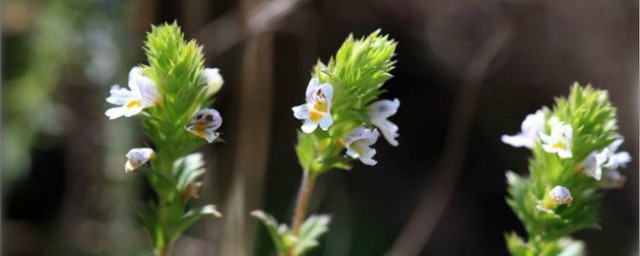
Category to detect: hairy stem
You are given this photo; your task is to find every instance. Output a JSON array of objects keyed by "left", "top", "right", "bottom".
[{"left": 291, "top": 171, "right": 317, "bottom": 235}]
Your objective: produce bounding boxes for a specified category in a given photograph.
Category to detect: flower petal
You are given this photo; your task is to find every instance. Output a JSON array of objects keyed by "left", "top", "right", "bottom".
[
  {"left": 319, "top": 82, "right": 334, "bottom": 102},
  {"left": 373, "top": 119, "right": 398, "bottom": 146},
  {"left": 368, "top": 98, "right": 400, "bottom": 120},
  {"left": 318, "top": 113, "right": 333, "bottom": 130},
  {"left": 125, "top": 147, "right": 155, "bottom": 172},
  {"left": 305, "top": 78, "right": 322, "bottom": 100},
  {"left": 301, "top": 120, "right": 318, "bottom": 133},
  {"left": 106, "top": 85, "right": 136, "bottom": 105},
  {"left": 292, "top": 104, "right": 310, "bottom": 119},
  {"left": 501, "top": 134, "right": 533, "bottom": 148},
  {"left": 558, "top": 149, "right": 572, "bottom": 159},
  {"left": 105, "top": 107, "right": 128, "bottom": 119}
]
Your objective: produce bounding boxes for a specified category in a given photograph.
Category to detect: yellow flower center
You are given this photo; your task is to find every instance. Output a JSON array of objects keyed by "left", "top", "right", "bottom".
[
  {"left": 126, "top": 99, "right": 143, "bottom": 109},
  {"left": 309, "top": 100, "right": 328, "bottom": 122},
  {"left": 193, "top": 122, "right": 208, "bottom": 138},
  {"left": 551, "top": 141, "right": 565, "bottom": 150}
]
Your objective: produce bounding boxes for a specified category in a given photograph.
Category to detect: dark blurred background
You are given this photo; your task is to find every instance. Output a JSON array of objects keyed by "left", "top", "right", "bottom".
[{"left": 2, "top": 0, "right": 638, "bottom": 255}]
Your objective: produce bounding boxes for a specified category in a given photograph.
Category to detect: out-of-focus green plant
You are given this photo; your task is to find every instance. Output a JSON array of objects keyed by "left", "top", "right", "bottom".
[
  {"left": 502, "top": 84, "right": 631, "bottom": 255},
  {"left": 254, "top": 30, "right": 400, "bottom": 256},
  {"left": 105, "top": 22, "right": 225, "bottom": 256},
  {"left": 2, "top": 0, "right": 90, "bottom": 187}
]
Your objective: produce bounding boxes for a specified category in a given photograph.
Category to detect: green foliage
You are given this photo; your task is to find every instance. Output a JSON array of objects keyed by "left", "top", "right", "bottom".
[
  {"left": 252, "top": 210, "right": 331, "bottom": 256},
  {"left": 505, "top": 83, "right": 622, "bottom": 255},
  {"left": 296, "top": 30, "right": 397, "bottom": 174},
  {"left": 2, "top": 0, "right": 95, "bottom": 187},
  {"left": 114, "top": 22, "right": 222, "bottom": 254},
  {"left": 142, "top": 22, "right": 211, "bottom": 171},
  {"left": 506, "top": 233, "right": 585, "bottom": 256}
]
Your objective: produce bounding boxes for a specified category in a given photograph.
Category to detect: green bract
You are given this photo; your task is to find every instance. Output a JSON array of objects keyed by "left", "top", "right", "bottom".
[{"left": 505, "top": 84, "right": 624, "bottom": 255}]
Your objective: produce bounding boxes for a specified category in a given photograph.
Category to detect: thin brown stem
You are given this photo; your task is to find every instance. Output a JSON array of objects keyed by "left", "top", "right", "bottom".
[
  {"left": 385, "top": 22, "right": 514, "bottom": 256},
  {"left": 291, "top": 171, "right": 317, "bottom": 235}
]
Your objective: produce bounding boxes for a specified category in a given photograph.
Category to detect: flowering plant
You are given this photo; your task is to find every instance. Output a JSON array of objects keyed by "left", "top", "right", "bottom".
[
  {"left": 503, "top": 84, "right": 631, "bottom": 255},
  {"left": 253, "top": 30, "right": 400, "bottom": 256},
  {"left": 105, "top": 22, "right": 224, "bottom": 256}
]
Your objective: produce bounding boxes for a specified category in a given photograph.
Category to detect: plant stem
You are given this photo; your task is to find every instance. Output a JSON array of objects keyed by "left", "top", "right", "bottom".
[
  {"left": 291, "top": 171, "right": 317, "bottom": 235},
  {"left": 155, "top": 243, "right": 170, "bottom": 256}
]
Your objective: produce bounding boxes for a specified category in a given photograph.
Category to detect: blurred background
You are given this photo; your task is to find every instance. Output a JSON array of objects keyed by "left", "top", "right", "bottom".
[{"left": 2, "top": 0, "right": 638, "bottom": 255}]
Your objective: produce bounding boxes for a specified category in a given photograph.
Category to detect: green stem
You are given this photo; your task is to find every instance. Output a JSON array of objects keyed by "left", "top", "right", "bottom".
[
  {"left": 155, "top": 245, "right": 170, "bottom": 256},
  {"left": 291, "top": 171, "right": 318, "bottom": 235}
]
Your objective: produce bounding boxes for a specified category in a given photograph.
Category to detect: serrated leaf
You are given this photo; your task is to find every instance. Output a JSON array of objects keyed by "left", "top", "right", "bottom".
[
  {"left": 169, "top": 204, "right": 222, "bottom": 240},
  {"left": 294, "top": 215, "right": 331, "bottom": 255},
  {"left": 251, "top": 210, "right": 290, "bottom": 254}
]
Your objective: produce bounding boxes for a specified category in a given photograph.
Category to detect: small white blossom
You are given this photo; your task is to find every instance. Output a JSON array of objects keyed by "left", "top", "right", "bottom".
[
  {"left": 599, "top": 170, "right": 626, "bottom": 189},
  {"left": 603, "top": 138, "right": 632, "bottom": 170},
  {"left": 549, "top": 186, "right": 573, "bottom": 206},
  {"left": 501, "top": 109, "right": 545, "bottom": 149},
  {"left": 367, "top": 98, "right": 400, "bottom": 146},
  {"left": 186, "top": 108, "right": 222, "bottom": 143},
  {"left": 579, "top": 138, "right": 631, "bottom": 181},
  {"left": 106, "top": 67, "right": 161, "bottom": 119},
  {"left": 540, "top": 119, "right": 573, "bottom": 158},
  {"left": 125, "top": 147, "right": 155, "bottom": 172},
  {"left": 200, "top": 68, "right": 224, "bottom": 96},
  {"left": 292, "top": 78, "right": 334, "bottom": 133},
  {"left": 343, "top": 127, "right": 379, "bottom": 166},
  {"left": 578, "top": 148, "right": 609, "bottom": 180}
]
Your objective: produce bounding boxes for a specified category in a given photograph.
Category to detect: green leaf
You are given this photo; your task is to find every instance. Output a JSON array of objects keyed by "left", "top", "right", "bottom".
[
  {"left": 251, "top": 210, "right": 291, "bottom": 254},
  {"left": 170, "top": 204, "right": 222, "bottom": 241},
  {"left": 294, "top": 215, "right": 331, "bottom": 255},
  {"left": 174, "top": 153, "right": 206, "bottom": 191},
  {"left": 252, "top": 210, "right": 331, "bottom": 256}
]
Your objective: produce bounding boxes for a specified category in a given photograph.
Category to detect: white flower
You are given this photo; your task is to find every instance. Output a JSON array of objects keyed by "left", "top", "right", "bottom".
[
  {"left": 125, "top": 147, "right": 155, "bottom": 172},
  {"left": 105, "top": 67, "right": 161, "bottom": 119},
  {"left": 549, "top": 186, "right": 573, "bottom": 206},
  {"left": 186, "top": 108, "right": 222, "bottom": 143},
  {"left": 343, "top": 127, "right": 379, "bottom": 166},
  {"left": 540, "top": 119, "right": 573, "bottom": 158},
  {"left": 578, "top": 148, "right": 609, "bottom": 180},
  {"left": 292, "top": 78, "right": 334, "bottom": 133},
  {"left": 579, "top": 138, "right": 631, "bottom": 181},
  {"left": 501, "top": 109, "right": 545, "bottom": 149},
  {"left": 599, "top": 170, "right": 626, "bottom": 189},
  {"left": 367, "top": 98, "right": 400, "bottom": 146},
  {"left": 603, "top": 138, "right": 632, "bottom": 170},
  {"left": 200, "top": 68, "right": 224, "bottom": 96}
]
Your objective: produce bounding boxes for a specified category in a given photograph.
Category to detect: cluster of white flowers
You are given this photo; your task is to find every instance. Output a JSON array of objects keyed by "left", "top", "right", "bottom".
[
  {"left": 506, "top": 107, "right": 632, "bottom": 216},
  {"left": 292, "top": 78, "right": 400, "bottom": 166},
  {"left": 502, "top": 112, "right": 574, "bottom": 158},
  {"left": 107, "top": 67, "right": 224, "bottom": 172}
]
